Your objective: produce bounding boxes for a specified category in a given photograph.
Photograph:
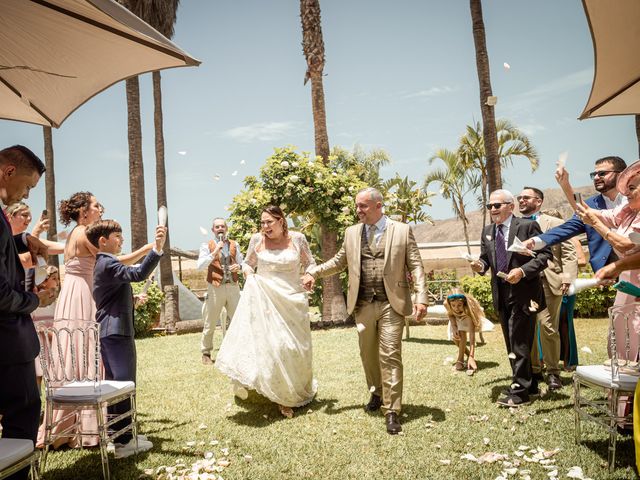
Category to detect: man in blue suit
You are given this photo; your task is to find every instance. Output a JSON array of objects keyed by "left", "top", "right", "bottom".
[
  {"left": 524, "top": 156, "right": 627, "bottom": 272},
  {"left": 0, "top": 145, "right": 56, "bottom": 480},
  {"left": 87, "top": 220, "right": 166, "bottom": 459}
]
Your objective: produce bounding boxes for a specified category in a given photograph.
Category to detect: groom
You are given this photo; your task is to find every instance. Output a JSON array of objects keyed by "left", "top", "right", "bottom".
[{"left": 303, "top": 187, "right": 428, "bottom": 434}]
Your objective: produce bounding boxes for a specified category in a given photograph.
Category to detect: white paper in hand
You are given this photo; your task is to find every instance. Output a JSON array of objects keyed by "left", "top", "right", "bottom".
[
  {"left": 158, "top": 206, "right": 168, "bottom": 227},
  {"left": 507, "top": 237, "right": 536, "bottom": 256},
  {"left": 567, "top": 277, "right": 599, "bottom": 296},
  {"left": 34, "top": 257, "right": 48, "bottom": 285},
  {"left": 557, "top": 151, "right": 568, "bottom": 168},
  {"left": 459, "top": 250, "right": 479, "bottom": 262}
]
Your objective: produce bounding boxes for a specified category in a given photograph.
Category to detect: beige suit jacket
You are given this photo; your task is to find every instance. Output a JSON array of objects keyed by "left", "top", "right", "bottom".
[
  {"left": 537, "top": 213, "right": 579, "bottom": 296},
  {"left": 309, "top": 218, "right": 428, "bottom": 316}
]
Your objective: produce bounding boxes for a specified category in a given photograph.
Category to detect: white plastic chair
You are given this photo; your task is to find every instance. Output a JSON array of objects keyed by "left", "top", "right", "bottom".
[
  {"left": 573, "top": 303, "right": 640, "bottom": 471},
  {"left": 0, "top": 438, "right": 39, "bottom": 479},
  {"left": 36, "top": 320, "right": 138, "bottom": 480}
]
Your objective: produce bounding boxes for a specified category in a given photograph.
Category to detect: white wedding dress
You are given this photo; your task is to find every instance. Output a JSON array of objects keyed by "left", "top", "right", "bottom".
[{"left": 215, "top": 231, "right": 317, "bottom": 407}]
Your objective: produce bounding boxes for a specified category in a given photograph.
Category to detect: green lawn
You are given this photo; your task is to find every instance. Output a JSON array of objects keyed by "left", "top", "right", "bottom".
[{"left": 40, "top": 318, "right": 638, "bottom": 480}]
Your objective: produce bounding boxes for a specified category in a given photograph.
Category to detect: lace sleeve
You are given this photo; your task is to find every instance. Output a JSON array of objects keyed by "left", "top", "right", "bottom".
[
  {"left": 293, "top": 232, "right": 316, "bottom": 272},
  {"left": 242, "top": 233, "right": 261, "bottom": 274}
]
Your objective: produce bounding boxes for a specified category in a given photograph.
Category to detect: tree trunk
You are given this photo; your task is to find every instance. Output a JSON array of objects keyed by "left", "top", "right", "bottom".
[
  {"left": 125, "top": 76, "right": 148, "bottom": 251},
  {"left": 636, "top": 115, "right": 640, "bottom": 158},
  {"left": 301, "top": 0, "right": 348, "bottom": 324},
  {"left": 153, "top": 72, "right": 174, "bottom": 287},
  {"left": 153, "top": 71, "right": 180, "bottom": 326},
  {"left": 42, "top": 126, "right": 59, "bottom": 268},
  {"left": 458, "top": 201, "right": 471, "bottom": 254},
  {"left": 310, "top": 74, "right": 347, "bottom": 324},
  {"left": 470, "top": 0, "right": 501, "bottom": 192},
  {"left": 481, "top": 170, "right": 487, "bottom": 230}
]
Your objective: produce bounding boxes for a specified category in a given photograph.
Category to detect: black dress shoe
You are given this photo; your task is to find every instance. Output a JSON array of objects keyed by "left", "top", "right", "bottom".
[
  {"left": 547, "top": 373, "right": 562, "bottom": 391},
  {"left": 365, "top": 394, "right": 382, "bottom": 412},
  {"left": 385, "top": 412, "right": 402, "bottom": 434}
]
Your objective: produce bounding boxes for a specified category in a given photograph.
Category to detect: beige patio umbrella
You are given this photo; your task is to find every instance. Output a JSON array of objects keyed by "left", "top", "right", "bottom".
[
  {"left": 579, "top": 0, "right": 640, "bottom": 119},
  {"left": 0, "top": 0, "right": 200, "bottom": 128}
]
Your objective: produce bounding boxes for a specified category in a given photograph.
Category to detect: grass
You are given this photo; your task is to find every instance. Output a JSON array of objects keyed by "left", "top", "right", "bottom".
[{"left": 40, "top": 318, "right": 638, "bottom": 480}]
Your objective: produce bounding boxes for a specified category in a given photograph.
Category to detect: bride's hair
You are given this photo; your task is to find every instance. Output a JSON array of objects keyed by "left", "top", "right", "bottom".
[{"left": 262, "top": 205, "right": 288, "bottom": 237}]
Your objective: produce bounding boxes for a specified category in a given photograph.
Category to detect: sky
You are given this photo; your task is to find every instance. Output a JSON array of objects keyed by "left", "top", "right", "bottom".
[{"left": 1, "top": 0, "right": 637, "bottom": 251}]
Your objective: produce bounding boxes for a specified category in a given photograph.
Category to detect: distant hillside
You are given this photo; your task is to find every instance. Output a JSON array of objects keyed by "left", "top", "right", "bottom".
[{"left": 413, "top": 185, "right": 596, "bottom": 243}]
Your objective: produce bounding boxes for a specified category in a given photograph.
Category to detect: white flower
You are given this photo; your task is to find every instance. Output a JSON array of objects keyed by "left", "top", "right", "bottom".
[
  {"left": 339, "top": 186, "right": 346, "bottom": 192},
  {"left": 280, "top": 203, "right": 287, "bottom": 210},
  {"left": 342, "top": 207, "right": 350, "bottom": 214},
  {"left": 281, "top": 160, "right": 290, "bottom": 168},
  {"left": 290, "top": 175, "right": 299, "bottom": 182},
  {"left": 291, "top": 162, "right": 299, "bottom": 168},
  {"left": 250, "top": 198, "right": 258, "bottom": 205}
]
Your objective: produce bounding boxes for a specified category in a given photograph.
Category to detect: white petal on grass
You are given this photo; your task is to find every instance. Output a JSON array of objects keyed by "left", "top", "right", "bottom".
[
  {"left": 244, "top": 454, "right": 253, "bottom": 462},
  {"left": 204, "top": 452, "right": 214, "bottom": 459},
  {"left": 567, "top": 466, "right": 585, "bottom": 479},
  {"left": 483, "top": 437, "right": 490, "bottom": 445},
  {"left": 220, "top": 447, "right": 229, "bottom": 456},
  {"left": 581, "top": 346, "right": 593, "bottom": 354},
  {"left": 209, "top": 440, "right": 219, "bottom": 446},
  {"left": 443, "top": 356, "right": 455, "bottom": 365},
  {"left": 198, "top": 423, "right": 208, "bottom": 430},
  {"left": 186, "top": 441, "right": 196, "bottom": 447},
  {"left": 460, "top": 453, "right": 478, "bottom": 462},
  {"left": 439, "top": 459, "right": 451, "bottom": 465},
  {"left": 508, "top": 352, "right": 517, "bottom": 360}
]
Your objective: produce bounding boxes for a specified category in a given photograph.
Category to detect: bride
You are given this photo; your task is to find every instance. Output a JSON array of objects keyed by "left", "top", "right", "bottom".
[{"left": 215, "top": 205, "right": 317, "bottom": 418}]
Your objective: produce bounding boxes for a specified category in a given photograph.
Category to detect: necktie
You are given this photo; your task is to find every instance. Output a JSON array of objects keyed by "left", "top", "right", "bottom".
[
  {"left": 368, "top": 225, "right": 377, "bottom": 251},
  {"left": 495, "top": 224, "right": 508, "bottom": 274}
]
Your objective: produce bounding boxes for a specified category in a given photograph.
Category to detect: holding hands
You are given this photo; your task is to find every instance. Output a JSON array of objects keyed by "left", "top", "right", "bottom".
[{"left": 301, "top": 273, "right": 315, "bottom": 291}]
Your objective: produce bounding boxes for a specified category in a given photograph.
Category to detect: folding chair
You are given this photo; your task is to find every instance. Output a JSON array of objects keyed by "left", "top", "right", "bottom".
[
  {"left": 573, "top": 303, "right": 640, "bottom": 471},
  {"left": 37, "top": 320, "right": 138, "bottom": 480}
]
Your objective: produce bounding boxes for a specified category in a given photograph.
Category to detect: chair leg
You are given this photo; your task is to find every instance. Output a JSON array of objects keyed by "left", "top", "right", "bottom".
[
  {"left": 573, "top": 378, "right": 581, "bottom": 444},
  {"left": 96, "top": 404, "right": 110, "bottom": 480},
  {"left": 608, "top": 390, "right": 618, "bottom": 472},
  {"left": 131, "top": 393, "right": 139, "bottom": 456}
]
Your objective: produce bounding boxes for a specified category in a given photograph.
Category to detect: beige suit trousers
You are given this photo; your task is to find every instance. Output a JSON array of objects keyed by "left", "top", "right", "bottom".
[
  {"left": 201, "top": 282, "right": 240, "bottom": 355},
  {"left": 355, "top": 300, "right": 405, "bottom": 414},
  {"left": 531, "top": 279, "right": 563, "bottom": 374}
]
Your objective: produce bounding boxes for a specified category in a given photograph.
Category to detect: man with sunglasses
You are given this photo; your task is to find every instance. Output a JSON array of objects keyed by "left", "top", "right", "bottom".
[
  {"left": 470, "top": 190, "right": 552, "bottom": 407},
  {"left": 518, "top": 187, "right": 578, "bottom": 392},
  {"left": 523, "top": 156, "right": 627, "bottom": 272}
]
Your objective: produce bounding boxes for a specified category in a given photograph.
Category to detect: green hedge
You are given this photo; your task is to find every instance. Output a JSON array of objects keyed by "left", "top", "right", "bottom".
[
  {"left": 132, "top": 281, "right": 164, "bottom": 337},
  {"left": 459, "top": 273, "right": 615, "bottom": 319}
]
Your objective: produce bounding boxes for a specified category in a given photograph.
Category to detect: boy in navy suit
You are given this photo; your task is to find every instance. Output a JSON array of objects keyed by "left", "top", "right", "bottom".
[{"left": 86, "top": 220, "right": 166, "bottom": 459}]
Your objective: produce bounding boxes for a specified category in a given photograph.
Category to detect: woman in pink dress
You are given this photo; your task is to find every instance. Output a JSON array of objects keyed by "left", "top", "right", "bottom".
[{"left": 37, "top": 192, "right": 153, "bottom": 448}]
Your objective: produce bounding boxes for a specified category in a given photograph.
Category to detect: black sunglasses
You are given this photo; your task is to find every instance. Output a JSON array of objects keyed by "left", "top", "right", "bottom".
[
  {"left": 590, "top": 170, "right": 621, "bottom": 180},
  {"left": 486, "top": 202, "right": 511, "bottom": 210}
]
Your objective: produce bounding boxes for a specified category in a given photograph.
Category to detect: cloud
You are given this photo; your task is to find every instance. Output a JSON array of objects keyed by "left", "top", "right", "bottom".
[
  {"left": 222, "top": 121, "right": 301, "bottom": 143},
  {"left": 505, "top": 68, "right": 593, "bottom": 112},
  {"left": 403, "top": 86, "right": 455, "bottom": 99},
  {"left": 518, "top": 123, "right": 546, "bottom": 136}
]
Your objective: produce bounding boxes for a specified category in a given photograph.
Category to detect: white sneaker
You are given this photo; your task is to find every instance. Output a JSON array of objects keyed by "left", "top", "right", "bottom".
[{"left": 114, "top": 436, "right": 153, "bottom": 459}]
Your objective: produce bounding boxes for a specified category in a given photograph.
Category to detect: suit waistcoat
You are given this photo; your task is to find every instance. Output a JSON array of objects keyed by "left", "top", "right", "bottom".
[
  {"left": 358, "top": 226, "right": 388, "bottom": 303},
  {"left": 206, "top": 240, "right": 239, "bottom": 286}
]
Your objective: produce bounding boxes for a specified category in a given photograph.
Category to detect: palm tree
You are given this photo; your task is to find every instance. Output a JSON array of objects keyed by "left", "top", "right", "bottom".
[
  {"left": 459, "top": 119, "right": 539, "bottom": 229},
  {"left": 118, "top": 0, "right": 148, "bottom": 251},
  {"left": 42, "top": 126, "right": 59, "bottom": 268},
  {"left": 425, "top": 149, "right": 478, "bottom": 253},
  {"left": 383, "top": 175, "right": 434, "bottom": 225},
  {"left": 300, "top": 0, "right": 347, "bottom": 324},
  {"left": 139, "top": 0, "right": 180, "bottom": 292},
  {"left": 469, "top": 0, "right": 500, "bottom": 192},
  {"left": 331, "top": 145, "right": 390, "bottom": 189}
]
